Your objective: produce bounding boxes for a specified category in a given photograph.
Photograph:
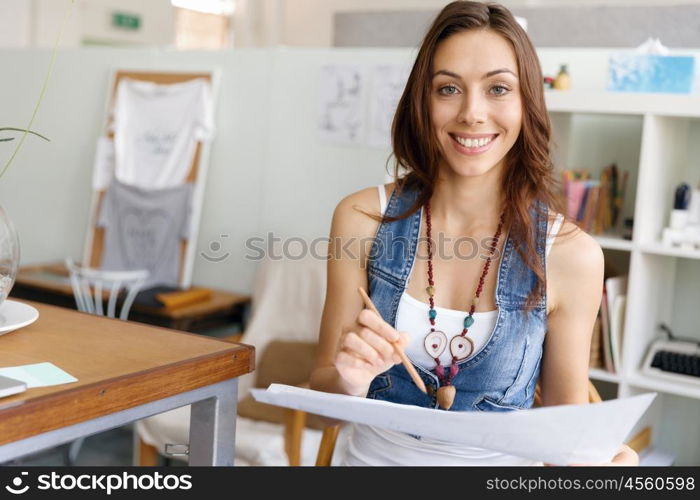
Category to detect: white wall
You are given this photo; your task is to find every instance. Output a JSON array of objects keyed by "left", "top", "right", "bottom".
[
  {"left": 77, "top": 0, "right": 174, "bottom": 47},
  {"left": 4, "top": 0, "right": 697, "bottom": 49},
  {"left": 1, "top": 46, "right": 698, "bottom": 295},
  {"left": 276, "top": 0, "right": 700, "bottom": 47},
  {"left": 0, "top": 0, "right": 32, "bottom": 47},
  {"left": 280, "top": 0, "right": 449, "bottom": 47},
  {"left": 0, "top": 47, "right": 400, "bottom": 292},
  {"left": 0, "top": 0, "right": 173, "bottom": 48}
]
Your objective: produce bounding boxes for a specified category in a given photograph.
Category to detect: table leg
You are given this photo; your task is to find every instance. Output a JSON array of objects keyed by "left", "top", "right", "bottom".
[{"left": 188, "top": 379, "right": 238, "bottom": 466}]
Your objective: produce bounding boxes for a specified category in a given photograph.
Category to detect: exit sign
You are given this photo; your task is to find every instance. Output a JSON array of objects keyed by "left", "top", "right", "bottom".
[{"left": 112, "top": 12, "right": 141, "bottom": 31}]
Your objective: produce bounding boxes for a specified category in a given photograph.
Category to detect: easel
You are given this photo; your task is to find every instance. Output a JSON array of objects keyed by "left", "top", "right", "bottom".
[{"left": 82, "top": 70, "right": 219, "bottom": 289}]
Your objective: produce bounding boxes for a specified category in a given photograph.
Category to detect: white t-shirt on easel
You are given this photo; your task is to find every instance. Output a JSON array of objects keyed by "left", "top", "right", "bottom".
[{"left": 111, "top": 77, "right": 214, "bottom": 189}]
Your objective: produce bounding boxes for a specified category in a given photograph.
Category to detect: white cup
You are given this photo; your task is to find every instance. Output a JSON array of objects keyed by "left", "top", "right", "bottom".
[
  {"left": 670, "top": 209, "right": 689, "bottom": 230},
  {"left": 688, "top": 188, "right": 700, "bottom": 225}
]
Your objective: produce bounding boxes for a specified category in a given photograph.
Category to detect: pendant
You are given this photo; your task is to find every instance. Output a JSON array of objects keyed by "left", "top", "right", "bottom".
[
  {"left": 450, "top": 335, "right": 474, "bottom": 361},
  {"left": 424, "top": 330, "right": 447, "bottom": 358},
  {"left": 437, "top": 385, "right": 456, "bottom": 410}
]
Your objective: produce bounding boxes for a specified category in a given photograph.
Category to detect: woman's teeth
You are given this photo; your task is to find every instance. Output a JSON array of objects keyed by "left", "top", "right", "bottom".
[{"left": 454, "top": 135, "right": 495, "bottom": 148}]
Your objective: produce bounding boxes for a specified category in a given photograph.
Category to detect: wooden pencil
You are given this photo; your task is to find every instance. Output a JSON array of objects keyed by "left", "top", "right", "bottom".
[{"left": 357, "top": 287, "right": 428, "bottom": 394}]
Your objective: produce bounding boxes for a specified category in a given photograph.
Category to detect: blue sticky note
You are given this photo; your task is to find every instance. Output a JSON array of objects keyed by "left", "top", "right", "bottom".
[
  {"left": 608, "top": 54, "right": 695, "bottom": 94},
  {"left": 0, "top": 362, "right": 78, "bottom": 388}
]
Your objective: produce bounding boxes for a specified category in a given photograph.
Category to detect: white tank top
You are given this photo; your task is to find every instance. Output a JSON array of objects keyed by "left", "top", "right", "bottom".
[{"left": 337, "top": 185, "right": 563, "bottom": 466}]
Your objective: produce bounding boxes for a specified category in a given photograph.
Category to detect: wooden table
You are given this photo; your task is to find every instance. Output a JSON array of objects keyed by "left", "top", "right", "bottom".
[
  {"left": 11, "top": 262, "right": 251, "bottom": 332},
  {"left": 0, "top": 300, "right": 254, "bottom": 465}
]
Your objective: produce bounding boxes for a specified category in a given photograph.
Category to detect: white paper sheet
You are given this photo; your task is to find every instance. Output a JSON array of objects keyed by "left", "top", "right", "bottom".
[
  {"left": 252, "top": 384, "right": 657, "bottom": 465},
  {"left": 92, "top": 136, "right": 115, "bottom": 190},
  {"left": 317, "top": 65, "right": 366, "bottom": 145},
  {"left": 367, "top": 64, "right": 409, "bottom": 149}
]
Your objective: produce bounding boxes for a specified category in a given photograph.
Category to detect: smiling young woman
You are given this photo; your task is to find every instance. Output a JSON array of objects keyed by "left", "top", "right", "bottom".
[
  {"left": 430, "top": 31, "right": 522, "bottom": 179},
  {"left": 310, "top": 1, "right": 637, "bottom": 466}
]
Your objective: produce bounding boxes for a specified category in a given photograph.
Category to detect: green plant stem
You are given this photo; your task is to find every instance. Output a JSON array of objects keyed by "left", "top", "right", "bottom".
[
  {"left": 0, "top": 0, "right": 74, "bottom": 179},
  {"left": 0, "top": 128, "right": 50, "bottom": 142}
]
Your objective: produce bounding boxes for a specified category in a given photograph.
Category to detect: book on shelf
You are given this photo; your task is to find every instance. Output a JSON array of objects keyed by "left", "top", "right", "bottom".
[
  {"left": 581, "top": 185, "right": 600, "bottom": 233},
  {"left": 596, "top": 275, "right": 628, "bottom": 374},
  {"left": 600, "top": 285, "right": 614, "bottom": 373},
  {"left": 561, "top": 164, "right": 628, "bottom": 235},
  {"left": 610, "top": 295, "right": 627, "bottom": 372},
  {"left": 604, "top": 275, "right": 628, "bottom": 374}
]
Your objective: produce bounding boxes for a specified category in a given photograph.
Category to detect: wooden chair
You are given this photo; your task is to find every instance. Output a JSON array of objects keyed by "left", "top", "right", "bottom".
[{"left": 288, "top": 379, "right": 648, "bottom": 466}]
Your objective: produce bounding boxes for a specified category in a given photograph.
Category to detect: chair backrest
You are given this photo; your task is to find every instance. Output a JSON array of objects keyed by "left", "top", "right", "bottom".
[
  {"left": 65, "top": 258, "right": 149, "bottom": 320},
  {"left": 237, "top": 245, "right": 328, "bottom": 401}
]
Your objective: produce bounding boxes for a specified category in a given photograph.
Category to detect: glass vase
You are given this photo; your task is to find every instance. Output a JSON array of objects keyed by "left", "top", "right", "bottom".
[{"left": 0, "top": 202, "right": 20, "bottom": 306}]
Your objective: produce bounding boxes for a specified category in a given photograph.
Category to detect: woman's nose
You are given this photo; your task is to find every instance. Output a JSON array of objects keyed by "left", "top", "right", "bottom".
[{"left": 456, "top": 94, "right": 486, "bottom": 126}]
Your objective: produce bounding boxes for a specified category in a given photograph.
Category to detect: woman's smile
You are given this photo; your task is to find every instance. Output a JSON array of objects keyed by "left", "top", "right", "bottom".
[{"left": 449, "top": 132, "right": 499, "bottom": 156}]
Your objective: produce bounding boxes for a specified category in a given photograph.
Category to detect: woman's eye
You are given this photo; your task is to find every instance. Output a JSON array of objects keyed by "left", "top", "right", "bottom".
[
  {"left": 490, "top": 85, "right": 510, "bottom": 96},
  {"left": 438, "top": 85, "right": 459, "bottom": 95}
]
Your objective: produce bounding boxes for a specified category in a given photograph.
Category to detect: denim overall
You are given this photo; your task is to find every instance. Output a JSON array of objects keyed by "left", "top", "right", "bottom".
[{"left": 366, "top": 185, "right": 548, "bottom": 412}]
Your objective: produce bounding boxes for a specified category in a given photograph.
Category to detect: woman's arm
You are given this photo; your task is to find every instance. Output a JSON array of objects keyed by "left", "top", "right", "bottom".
[
  {"left": 541, "top": 221, "right": 638, "bottom": 466},
  {"left": 310, "top": 187, "right": 408, "bottom": 397},
  {"left": 541, "top": 222, "right": 603, "bottom": 406}
]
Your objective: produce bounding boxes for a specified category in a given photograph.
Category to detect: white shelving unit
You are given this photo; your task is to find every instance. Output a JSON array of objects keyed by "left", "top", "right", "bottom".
[{"left": 546, "top": 90, "right": 700, "bottom": 465}]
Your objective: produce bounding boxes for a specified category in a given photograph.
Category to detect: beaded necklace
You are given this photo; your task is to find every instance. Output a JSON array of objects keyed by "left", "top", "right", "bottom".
[{"left": 423, "top": 201, "right": 505, "bottom": 410}]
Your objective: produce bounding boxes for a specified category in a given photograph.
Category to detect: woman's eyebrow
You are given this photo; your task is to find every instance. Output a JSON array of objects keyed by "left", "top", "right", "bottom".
[
  {"left": 432, "top": 68, "right": 518, "bottom": 79},
  {"left": 483, "top": 68, "right": 518, "bottom": 79}
]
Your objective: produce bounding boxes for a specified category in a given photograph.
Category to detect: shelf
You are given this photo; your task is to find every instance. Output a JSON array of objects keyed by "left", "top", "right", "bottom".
[
  {"left": 640, "top": 242, "right": 700, "bottom": 260},
  {"left": 543, "top": 75, "right": 700, "bottom": 464},
  {"left": 545, "top": 91, "right": 700, "bottom": 117},
  {"left": 627, "top": 370, "right": 700, "bottom": 400},
  {"left": 594, "top": 234, "right": 634, "bottom": 251},
  {"left": 639, "top": 447, "right": 676, "bottom": 466},
  {"left": 589, "top": 367, "right": 622, "bottom": 383}
]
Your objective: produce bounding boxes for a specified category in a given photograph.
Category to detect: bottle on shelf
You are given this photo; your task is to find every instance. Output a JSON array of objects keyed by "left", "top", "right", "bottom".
[{"left": 553, "top": 64, "right": 570, "bottom": 90}]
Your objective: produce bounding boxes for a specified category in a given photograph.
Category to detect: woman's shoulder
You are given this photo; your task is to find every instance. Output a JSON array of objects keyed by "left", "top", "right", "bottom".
[
  {"left": 332, "top": 183, "right": 396, "bottom": 229},
  {"left": 545, "top": 216, "right": 604, "bottom": 313},
  {"left": 337, "top": 182, "right": 395, "bottom": 207},
  {"left": 330, "top": 183, "right": 396, "bottom": 267},
  {"left": 547, "top": 218, "right": 604, "bottom": 283}
]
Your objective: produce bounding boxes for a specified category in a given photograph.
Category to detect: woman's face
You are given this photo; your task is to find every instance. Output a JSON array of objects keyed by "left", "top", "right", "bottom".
[{"left": 430, "top": 29, "right": 522, "bottom": 179}]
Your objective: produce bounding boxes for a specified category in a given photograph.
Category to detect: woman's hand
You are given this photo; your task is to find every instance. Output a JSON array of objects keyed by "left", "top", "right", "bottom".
[
  {"left": 334, "top": 308, "right": 410, "bottom": 397},
  {"left": 567, "top": 444, "right": 639, "bottom": 466}
]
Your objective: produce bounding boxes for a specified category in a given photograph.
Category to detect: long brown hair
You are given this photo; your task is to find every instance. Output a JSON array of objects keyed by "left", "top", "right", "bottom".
[{"left": 376, "top": 1, "right": 570, "bottom": 312}]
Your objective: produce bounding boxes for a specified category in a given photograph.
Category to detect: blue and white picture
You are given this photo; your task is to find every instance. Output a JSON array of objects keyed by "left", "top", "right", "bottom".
[{"left": 608, "top": 54, "right": 695, "bottom": 94}]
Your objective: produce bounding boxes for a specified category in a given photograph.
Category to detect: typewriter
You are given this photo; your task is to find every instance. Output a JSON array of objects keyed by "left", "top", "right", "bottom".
[{"left": 642, "top": 335, "right": 700, "bottom": 385}]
